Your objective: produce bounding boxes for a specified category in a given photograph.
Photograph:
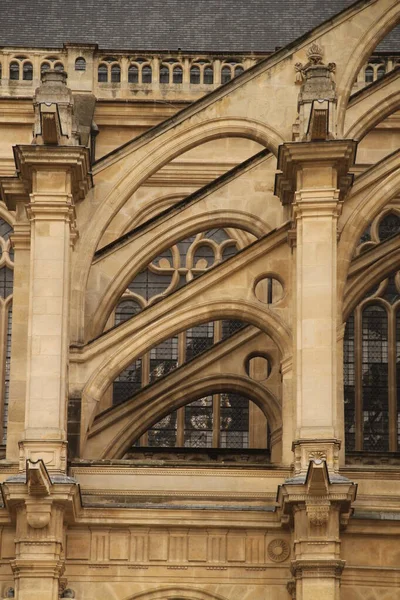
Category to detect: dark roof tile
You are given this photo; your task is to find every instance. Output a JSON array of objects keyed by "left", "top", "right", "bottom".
[{"left": 0, "top": 0, "right": 398, "bottom": 52}]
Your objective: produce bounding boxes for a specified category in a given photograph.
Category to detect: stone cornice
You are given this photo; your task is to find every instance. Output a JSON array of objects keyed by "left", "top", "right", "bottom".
[
  {"left": 13, "top": 145, "right": 92, "bottom": 203},
  {"left": 274, "top": 140, "right": 357, "bottom": 205},
  {"left": 0, "top": 177, "right": 29, "bottom": 211}
]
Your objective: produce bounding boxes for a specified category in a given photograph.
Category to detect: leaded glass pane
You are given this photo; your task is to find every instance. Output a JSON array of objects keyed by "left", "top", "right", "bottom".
[
  {"left": 378, "top": 213, "right": 400, "bottom": 242},
  {"left": 0, "top": 267, "right": 14, "bottom": 299},
  {"left": 113, "top": 359, "right": 142, "bottom": 405},
  {"left": 344, "top": 315, "right": 356, "bottom": 451},
  {"left": 221, "top": 320, "right": 246, "bottom": 340},
  {"left": 186, "top": 322, "right": 214, "bottom": 361},
  {"left": 220, "top": 393, "right": 249, "bottom": 448},
  {"left": 128, "top": 269, "right": 171, "bottom": 301},
  {"left": 362, "top": 305, "right": 389, "bottom": 451},
  {"left": 115, "top": 300, "right": 142, "bottom": 325},
  {"left": 0, "top": 219, "right": 12, "bottom": 240},
  {"left": 149, "top": 336, "right": 178, "bottom": 382},
  {"left": 2, "top": 306, "right": 12, "bottom": 444},
  {"left": 184, "top": 396, "right": 213, "bottom": 447},
  {"left": 148, "top": 411, "right": 177, "bottom": 447}
]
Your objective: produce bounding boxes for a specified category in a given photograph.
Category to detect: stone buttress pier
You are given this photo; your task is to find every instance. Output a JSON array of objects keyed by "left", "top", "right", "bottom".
[
  {"left": 275, "top": 140, "right": 358, "bottom": 599},
  {"left": 1, "top": 71, "right": 91, "bottom": 600}
]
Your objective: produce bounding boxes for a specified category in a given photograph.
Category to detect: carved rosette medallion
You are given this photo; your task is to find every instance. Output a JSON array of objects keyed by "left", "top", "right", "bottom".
[{"left": 267, "top": 539, "right": 290, "bottom": 562}]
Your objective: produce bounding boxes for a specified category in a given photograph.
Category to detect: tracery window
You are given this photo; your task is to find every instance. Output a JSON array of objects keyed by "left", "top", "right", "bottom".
[
  {"left": 0, "top": 218, "right": 14, "bottom": 444},
  {"left": 355, "top": 209, "right": 400, "bottom": 256},
  {"left": 113, "top": 229, "right": 241, "bottom": 320},
  {"left": 110, "top": 229, "right": 248, "bottom": 408},
  {"left": 112, "top": 319, "right": 246, "bottom": 406},
  {"left": 344, "top": 270, "right": 400, "bottom": 453}
]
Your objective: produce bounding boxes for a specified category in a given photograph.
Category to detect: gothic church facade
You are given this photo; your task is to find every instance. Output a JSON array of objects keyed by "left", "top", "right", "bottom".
[{"left": 0, "top": 0, "right": 398, "bottom": 599}]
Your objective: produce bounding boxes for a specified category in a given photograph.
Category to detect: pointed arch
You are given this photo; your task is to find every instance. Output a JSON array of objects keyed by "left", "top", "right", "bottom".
[
  {"left": 71, "top": 117, "right": 284, "bottom": 342},
  {"left": 89, "top": 209, "right": 270, "bottom": 338},
  {"left": 124, "top": 587, "right": 230, "bottom": 600},
  {"left": 80, "top": 299, "right": 292, "bottom": 440},
  {"left": 337, "top": 0, "right": 400, "bottom": 135},
  {"left": 95, "top": 375, "right": 281, "bottom": 459}
]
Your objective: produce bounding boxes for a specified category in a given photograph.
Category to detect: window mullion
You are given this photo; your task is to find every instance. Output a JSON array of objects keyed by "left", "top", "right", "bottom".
[
  {"left": 388, "top": 308, "right": 397, "bottom": 451},
  {"left": 213, "top": 394, "right": 220, "bottom": 448},
  {"left": 355, "top": 306, "right": 363, "bottom": 451}
]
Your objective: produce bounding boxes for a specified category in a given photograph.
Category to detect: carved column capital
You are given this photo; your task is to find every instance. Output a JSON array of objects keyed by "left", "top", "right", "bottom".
[
  {"left": 13, "top": 145, "right": 92, "bottom": 204},
  {"left": 274, "top": 140, "right": 357, "bottom": 206}
]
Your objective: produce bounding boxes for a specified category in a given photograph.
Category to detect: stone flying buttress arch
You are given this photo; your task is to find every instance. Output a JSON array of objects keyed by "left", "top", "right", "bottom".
[
  {"left": 337, "top": 152, "right": 400, "bottom": 319},
  {"left": 79, "top": 299, "right": 292, "bottom": 445},
  {"left": 336, "top": 0, "right": 400, "bottom": 136},
  {"left": 124, "top": 587, "right": 230, "bottom": 600},
  {"left": 344, "top": 70, "right": 400, "bottom": 141},
  {"left": 99, "top": 375, "right": 281, "bottom": 460},
  {"left": 71, "top": 117, "right": 285, "bottom": 343},
  {"left": 88, "top": 209, "right": 270, "bottom": 338}
]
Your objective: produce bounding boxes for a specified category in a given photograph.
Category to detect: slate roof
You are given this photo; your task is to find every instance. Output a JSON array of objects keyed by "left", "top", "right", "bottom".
[{"left": 0, "top": 0, "right": 398, "bottom": 53}]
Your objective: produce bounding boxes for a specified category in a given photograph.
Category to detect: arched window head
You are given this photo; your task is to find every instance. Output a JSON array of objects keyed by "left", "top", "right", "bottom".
[
  {"left": 9, "top": 61, "right": 19, "bottom": 80},
  {"left": 22, "top": 62, "right": 33, "bottom": 81},
  {"left": 128, "top": 64, "right": 139, "bottom": 84},
  {"left": 221, "top": 66, "right": 231, "bottom": 84},
  {"left": 378, "top": 212, "right": 400, "bottom": 242},
  {"left": 142, "top": 65, "right": 152, "bottom": 83},
  {"left": 203, "top": 66, "right": 213, "bottom": 84},
  {"left": 235, "top": 65, "right": 244, "bottom": 77},
  {"left": 133, "top": 393, "right": 256, "bottom": 450},
  {"left": 0, "top": 267, "right": 13, "bottom": 299},
  {"left": 190, "top": 66, "right": 200, "bottom": 84},
  {"left": 98, "top": 63, "right": 108, "bottom": 82},
  {"left": 41, "top": 62, "right": 51, "bottom": 76},
  {"left": 75, "top": 57, "right": 86, "bottom": 71},
  {"left": 110, "top": 229, "right": 246, "bottom": 325},
  {"left": 173, "top": 66, "right": 183, "bottom": 84},
  {"left": 343, "top": 272, "right": 400, "bottom": 457},
  {"left": 115, "top": 300, "right": 142, "bottom": 326},
  {"left": 54, "top": 62, "right": 64, "bottom": 72},
  {"left": 377, "top": 66, "right": 385, "bottom": 79},
  {"left": 111, "top": 64, "right": 121, "bottom": 83},
  {"left": 159, "top": 65, "right": 170, "bottom": 84},
  {"left": 365, "top": 66, "right": 374, "bottom": 83}
]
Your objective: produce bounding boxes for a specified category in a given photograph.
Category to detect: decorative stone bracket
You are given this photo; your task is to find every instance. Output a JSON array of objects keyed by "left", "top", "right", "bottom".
[
  {"left": 1, "top": 459, "right": 82, "bottom": 525},
  {"left": 277, "top": 460, "right": 357, "bottom": 600}
]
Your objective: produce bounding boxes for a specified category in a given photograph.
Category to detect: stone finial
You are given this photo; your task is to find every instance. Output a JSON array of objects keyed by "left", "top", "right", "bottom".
[
  {"left": 33, "top": 69, "right": 79, "bottom": 146},
  {"left": 294, "top": 42, "right": 337, "bottom": 141}
]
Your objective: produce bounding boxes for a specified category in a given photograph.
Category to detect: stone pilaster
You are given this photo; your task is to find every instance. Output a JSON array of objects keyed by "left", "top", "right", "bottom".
[
  {"left": 0, "top": 178, "right": 31, "bottom": 462},
  {"left": 13, "top": 145, "right": 91, "bottom": 473},
  {"left": 275, "top": 140, "right": 356, "bottom": 473}
]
